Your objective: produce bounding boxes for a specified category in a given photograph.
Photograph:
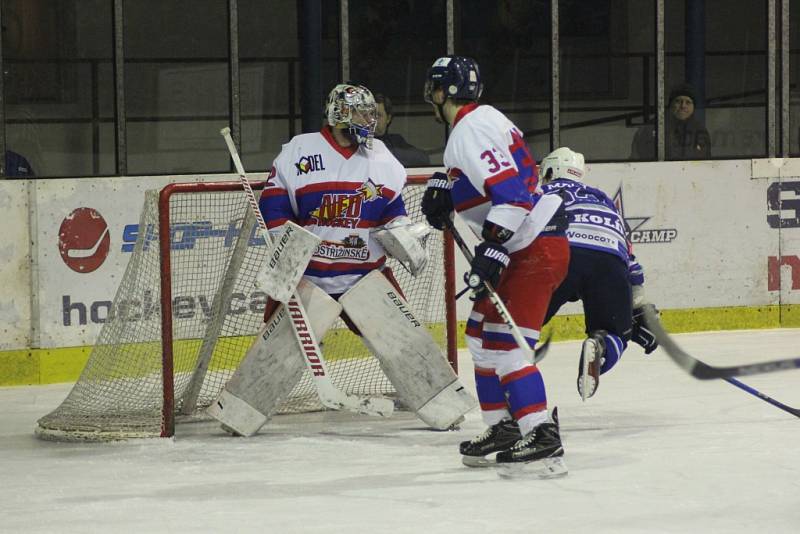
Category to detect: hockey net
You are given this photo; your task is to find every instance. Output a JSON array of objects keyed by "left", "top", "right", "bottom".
[{"left": 35, "top": 176, "right": 456, "bottom": 441}]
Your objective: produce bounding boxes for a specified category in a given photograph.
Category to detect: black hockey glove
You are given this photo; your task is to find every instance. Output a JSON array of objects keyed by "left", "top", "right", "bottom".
[
  {"left": 465, "top": 241, "right": 510, "bottom": 301},
  {"left": 631, "top": 303, "right": 659, "bottom": 354},
  {"left": 421, "top": 172, "right": 454, "bottom": 230}
]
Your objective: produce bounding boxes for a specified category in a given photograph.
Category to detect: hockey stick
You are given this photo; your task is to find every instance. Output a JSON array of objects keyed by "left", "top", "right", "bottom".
[
  {"left": 642, "top": 305, "right": 800, "bottom": 379},
  {"left": 220, "top": 127, "right": 393, "bottom": 417},
  {"left": 723, "top": 377, "right": 800, "bottom": 418},
  {"left": 455, "top": 285, "right": 471, "bottom": 300},
  {"left": 456, "top": 284, "right": 553, "bottom": 361},
  {"left": 443, "top": 218, "right": 547, "bottom": 365},
  {"left": 456, "top": 283, "right": 553, "bottom": 362}
]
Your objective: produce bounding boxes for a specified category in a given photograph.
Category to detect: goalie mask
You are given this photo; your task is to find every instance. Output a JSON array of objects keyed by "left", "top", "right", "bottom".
[
  {"left": 540, "top": 147, "right": 585, "bottom": 183},
  {"left": 325, "top": 83, "right": 378, "bottom": 149}
]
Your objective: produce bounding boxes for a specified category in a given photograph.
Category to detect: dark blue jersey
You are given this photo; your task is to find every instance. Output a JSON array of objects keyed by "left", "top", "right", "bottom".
[{"left": 542, "top": 178, "right": 629, "bottom": 264}]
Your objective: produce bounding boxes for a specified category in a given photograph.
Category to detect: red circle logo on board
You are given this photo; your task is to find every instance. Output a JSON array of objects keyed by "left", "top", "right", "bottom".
[{"left": 58, "top": 208, "right": 111, "bottom": 273}]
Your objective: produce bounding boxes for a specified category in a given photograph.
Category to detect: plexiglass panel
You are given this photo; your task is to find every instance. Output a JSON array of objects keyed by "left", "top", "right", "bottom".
[{"left": 2, "top": 0, "right": 115, "bottom": 177}]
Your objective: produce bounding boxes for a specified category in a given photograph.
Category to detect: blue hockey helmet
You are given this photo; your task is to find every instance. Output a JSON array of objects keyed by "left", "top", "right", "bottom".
[{"left": 424, "top": 56, "right": 483, "bottom": 104}]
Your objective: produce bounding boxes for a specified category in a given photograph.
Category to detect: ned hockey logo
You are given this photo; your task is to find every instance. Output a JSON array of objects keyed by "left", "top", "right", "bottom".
[
  {"left": 295, "top": 154, "right": 325, "bottom": 175},
  {"left": 613, "top": 185, "right": 677, "bottom": 244},
  {"left": 309, "top": 178, "right": 385, "bottom": 229}
]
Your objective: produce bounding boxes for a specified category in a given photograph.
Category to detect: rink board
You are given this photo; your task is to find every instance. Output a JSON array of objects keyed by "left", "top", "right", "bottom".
[{"left": 2, "top": 159, "right": 800, "bottom": 384}]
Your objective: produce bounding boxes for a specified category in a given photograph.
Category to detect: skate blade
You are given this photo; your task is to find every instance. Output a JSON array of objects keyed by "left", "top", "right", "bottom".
[
  {"left": 497, "top": 456, "right": 568, "bottom": 479},
  {"left": 578, "top": 340, "right": 599, "bottom": 401},
  {"left": 461, "top": 454, "right": 496, "bottom": 468}
]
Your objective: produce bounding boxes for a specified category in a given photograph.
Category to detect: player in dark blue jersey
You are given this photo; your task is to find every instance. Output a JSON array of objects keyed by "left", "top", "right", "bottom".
[{"left": 539, "top": 147, "right": 658, "bottom": 400}]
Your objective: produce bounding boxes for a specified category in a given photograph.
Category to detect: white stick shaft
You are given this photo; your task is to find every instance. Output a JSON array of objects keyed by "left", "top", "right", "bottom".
[
  {"left": 220, "top": 127, "right": 332, "bottom": 376},
  {"left": 445, "top": 219, "right": 535, "bottom": 362},
  {"left": 220, "top": 128, "right": 269, "bottom": 233}
]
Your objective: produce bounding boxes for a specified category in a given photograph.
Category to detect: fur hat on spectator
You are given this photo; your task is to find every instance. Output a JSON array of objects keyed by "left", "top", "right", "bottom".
[{"left": 669, "top": 83, "right": 696, "bottom": 105}]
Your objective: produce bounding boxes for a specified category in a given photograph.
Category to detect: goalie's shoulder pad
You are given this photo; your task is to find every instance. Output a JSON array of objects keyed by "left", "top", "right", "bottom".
[{"left": 371, "top": 216, "right": 430, "bottom": 275}]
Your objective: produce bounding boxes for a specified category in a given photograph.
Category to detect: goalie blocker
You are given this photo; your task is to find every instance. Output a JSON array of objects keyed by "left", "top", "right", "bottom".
[
  {"left": 340, "top": 271, "right": 477, "bottom": 429},
  {"left": 255, "top": 221, "right": 322, "bottom": 304}
]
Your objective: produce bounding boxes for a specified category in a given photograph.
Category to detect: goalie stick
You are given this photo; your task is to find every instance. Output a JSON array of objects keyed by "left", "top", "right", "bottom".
[
  {"left": 220, "top": 127, "right": 393, "bottom": 418},
  {"left": 642, "top": 305, "right": 800, "bottom": 379},
  {"left": 723, "top": 377, "right": 800, "bottom": 418},
  {"left": 443, "top": 218, "right": 548, "bottom": 364}
]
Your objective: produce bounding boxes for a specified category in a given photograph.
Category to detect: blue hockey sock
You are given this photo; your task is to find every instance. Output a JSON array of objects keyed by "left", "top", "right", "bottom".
[
  {"left": 474, "top": 367, "right": 508, "bottom": 413},
  {"left": 499, "top": 365, "right": 547, "bottom": 421},
  {"left": 600, "top": 333, "right": 626, "bottom": 374}
]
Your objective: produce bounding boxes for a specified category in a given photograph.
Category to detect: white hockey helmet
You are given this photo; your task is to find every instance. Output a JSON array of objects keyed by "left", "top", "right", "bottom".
[
  {"left": 325, "top": 83, "right": 378, "bottom": 149},
  {"left": 540, "top": 147, "right": 585, "bottom": 182}
]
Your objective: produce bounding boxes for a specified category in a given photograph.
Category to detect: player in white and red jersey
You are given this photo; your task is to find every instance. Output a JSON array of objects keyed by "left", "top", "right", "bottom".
[
  {"left": 259, "top": 83, "right": 423, "bottom": 301},
  {"left": 421, "top": 56, "right": 570, "bottom": 477}
]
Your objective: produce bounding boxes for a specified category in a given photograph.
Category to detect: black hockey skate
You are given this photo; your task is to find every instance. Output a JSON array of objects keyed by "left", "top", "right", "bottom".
[
  {"left": 459, "top": 419, "right": 521, "bottom": 467},
  {"left": 495, "top": 407, "right": 567, "bottom": 479},
  {"left": 577, "top": 330, "right": 606, "bottom": 401}
]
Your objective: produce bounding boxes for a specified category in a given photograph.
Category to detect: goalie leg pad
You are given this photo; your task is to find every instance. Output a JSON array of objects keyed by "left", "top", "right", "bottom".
[
  {"left": 206, "top": 279, "right": 342, "bottom": 436},
  {"left": 339, "top": 271, "right": 477, "bottom": 429}
]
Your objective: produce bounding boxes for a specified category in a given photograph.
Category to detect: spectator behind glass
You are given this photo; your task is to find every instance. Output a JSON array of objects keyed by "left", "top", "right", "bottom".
[
  {"left": 630, "top": 83, "right": 711, "bottom": 161},
  {"left": 4, "top": 149, "right": 34, "bottom": 177},
  {"left": 2, "top": 21, "right": 35, "bottom": 179},
  {"left": 374, "top": 93, "right": 430, "bottom": 167}
]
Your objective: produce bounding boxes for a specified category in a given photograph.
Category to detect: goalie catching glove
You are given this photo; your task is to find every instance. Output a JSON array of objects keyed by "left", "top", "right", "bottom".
[
  {"left": 465, "top": 241, "right": 510, "bottom": 301},
  {"left": 371, "top": 216, "right": 430, "bottom": 276},
  {"left": 421, "top": 172, "right": 454, "bottom": 230}
]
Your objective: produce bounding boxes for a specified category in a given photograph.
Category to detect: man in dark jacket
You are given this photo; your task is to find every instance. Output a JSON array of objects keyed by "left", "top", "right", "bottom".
[
  {"left": 630, "top": 83, "right": 711, "bottom": 160},
  {"left": 374, "top": 93, "right": 430, "bottom": 167}
]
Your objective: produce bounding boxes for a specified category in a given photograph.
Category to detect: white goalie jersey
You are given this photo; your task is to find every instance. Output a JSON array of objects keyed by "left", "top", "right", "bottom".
[{"left": 259, "top": 126, "right": 408, "bottom": 295}]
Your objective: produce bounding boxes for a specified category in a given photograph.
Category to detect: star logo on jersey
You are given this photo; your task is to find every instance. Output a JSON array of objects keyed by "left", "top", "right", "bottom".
[
  {"left": 357, "top": 178, "right": 384, "bottom": 201},
  {"left": 295, "top": 154, "right": 326, "bottom": 175},
  {"left": 613, "top": 185, "right": 677, "bottom": 244}
]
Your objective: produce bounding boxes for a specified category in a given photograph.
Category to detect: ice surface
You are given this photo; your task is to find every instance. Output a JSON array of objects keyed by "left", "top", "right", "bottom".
[{"left": 2, "top": 329, "right": 799, "bottom": 533}]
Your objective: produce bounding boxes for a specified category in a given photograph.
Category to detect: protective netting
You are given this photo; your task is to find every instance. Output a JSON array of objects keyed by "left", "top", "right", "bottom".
[{"left": 36, "top": 179, "right": 450, "bottom": 441}]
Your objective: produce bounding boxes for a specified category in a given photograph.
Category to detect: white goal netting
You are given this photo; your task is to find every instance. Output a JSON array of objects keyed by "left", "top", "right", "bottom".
[{"left": 35, "top": 178, "right": 454, "bottom": 441}]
